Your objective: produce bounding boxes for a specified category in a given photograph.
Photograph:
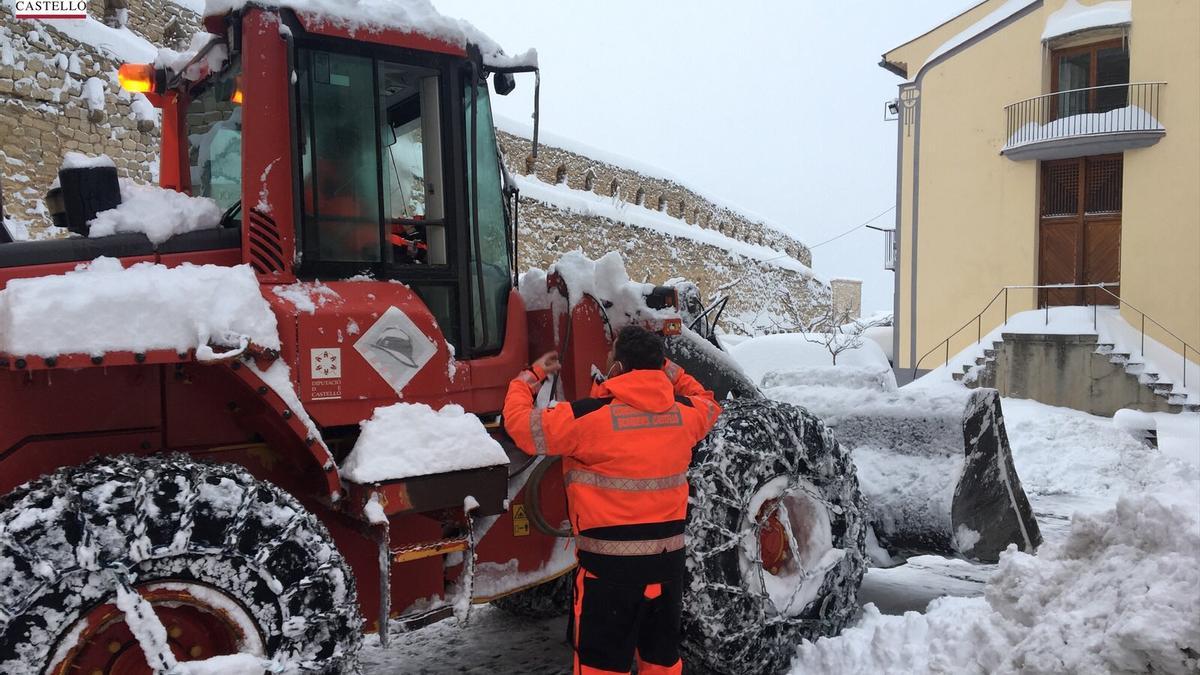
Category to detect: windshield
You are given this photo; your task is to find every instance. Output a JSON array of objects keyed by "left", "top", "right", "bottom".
[{"left": 186, "top": 62, "right": 243, "bottom": 214}]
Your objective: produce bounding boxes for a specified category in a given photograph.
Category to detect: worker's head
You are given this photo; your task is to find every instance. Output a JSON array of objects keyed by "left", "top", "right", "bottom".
[{"left": 611, "top": 325, "right": 666, "bottom": 373}]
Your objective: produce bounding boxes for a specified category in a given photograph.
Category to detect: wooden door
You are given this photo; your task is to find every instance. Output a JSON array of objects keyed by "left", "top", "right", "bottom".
[{"left": 1039, "top": 155, "right": 1122, "bottom": 307}]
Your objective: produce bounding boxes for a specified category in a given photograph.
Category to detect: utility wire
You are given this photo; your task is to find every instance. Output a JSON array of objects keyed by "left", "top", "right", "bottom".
[{"left": 808, "top": 205, "right": 895, "bottom": 249}]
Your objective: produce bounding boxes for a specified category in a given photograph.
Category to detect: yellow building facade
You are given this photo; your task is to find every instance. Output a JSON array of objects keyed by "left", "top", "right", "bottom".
[{"left": 881, "top": 0, "right": 1198, "bottom": 380}]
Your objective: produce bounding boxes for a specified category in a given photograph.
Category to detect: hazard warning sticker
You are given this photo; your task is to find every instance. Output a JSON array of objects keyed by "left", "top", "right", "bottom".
[
  {"left": 355, "top": 306, "right": 438, "bottom": 394},
  {"left": 512, "top": 503, "right": 530, "bottom": 536},
  {"left": 309, "top": 347, "right": 343, "bottom": 400}
]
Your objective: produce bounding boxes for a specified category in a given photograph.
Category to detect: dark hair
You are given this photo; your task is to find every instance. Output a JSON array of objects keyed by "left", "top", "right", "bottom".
[{"left": 614, "top": 325, "right": 666, "bottom": 371}]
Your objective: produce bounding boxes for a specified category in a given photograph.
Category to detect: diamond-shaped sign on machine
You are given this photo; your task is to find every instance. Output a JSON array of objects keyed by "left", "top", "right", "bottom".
[{"left": 354, "top": 306, "right": 438, "bottom": 394}]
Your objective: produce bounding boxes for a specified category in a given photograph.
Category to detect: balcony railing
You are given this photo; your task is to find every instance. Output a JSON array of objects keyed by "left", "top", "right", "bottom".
[{"left": 1002, "top": 82, "right": 1165, "bottom": 158}]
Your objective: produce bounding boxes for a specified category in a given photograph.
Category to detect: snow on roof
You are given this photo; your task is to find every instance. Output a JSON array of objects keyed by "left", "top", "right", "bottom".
[
  {"left": 497, "top": 116, "right": 797, "bottom": 242},
  {"left": 87, "top": 179, "right": 223, "bottom": 244},
  {"left": 0, "top": 257, "right": 280, "bottom": 358},
  {"left": 922, "top": 0, "right": 1038, "bottom": 70},
  {"left": 339, "top": 402, "right": 508, "bottom": 483},
  {"left": 203, "top": 0, "right": 530, "bottom": 67},
  {"left": 511, "top": 174, "right": 814, "bottom": 277},
  {"left": 1042, "top": 0, "right": 1131, "bottom": 41}
]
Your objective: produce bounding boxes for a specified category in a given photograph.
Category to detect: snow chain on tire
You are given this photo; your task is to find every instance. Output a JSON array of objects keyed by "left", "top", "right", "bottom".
[
  {"left": 0, "top": 454, "right": 362, "bottom": 674},
  {"left": 683, "top": 399, "right": 867, "bottom": 674}
]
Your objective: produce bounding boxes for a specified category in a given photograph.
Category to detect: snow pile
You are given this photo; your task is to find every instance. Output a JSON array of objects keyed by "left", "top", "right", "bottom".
[
  {"left": 512, "top": 174, "right": 813, "bottom": 276},
  {"left": 728, "top": 332, "right": 891, "bottom": 385},
  {"left": 0, "top": 257, "right": 280, "bottom": 357},
  {"left": 87, "top": 179, "right": 222, "bottom": 244},
  {"left": 923, "top": 0, "right": 1038, "bottom": 69},
  {"left": 761, "top": 365, "right": 897, "bottom": 392},
  {"left": 1005, "top": 105, "right": 1162, "bottom": 149},
  {"left": 793, "top": 496, "right": 1200, "bottom": 674},
  {"left": 1042, "top": 0, "right": 1131, "bottom": 41},
  {"left": 520, "top": 251, "right": 677, "bottom": 329},
  {"left": 340, "top": 402, "right": 508, "bottom": 483},
  {"left": 1002, "top": 399, "right": 1199, "bottom": 513},
  {"left": 203, "top": 0, "right": 530, "bottom": 67}
]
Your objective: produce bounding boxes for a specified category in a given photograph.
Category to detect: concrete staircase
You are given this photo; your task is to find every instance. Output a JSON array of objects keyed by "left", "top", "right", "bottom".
[{"left": 953, "top": 333, "right": 1199, "bottom": 415}]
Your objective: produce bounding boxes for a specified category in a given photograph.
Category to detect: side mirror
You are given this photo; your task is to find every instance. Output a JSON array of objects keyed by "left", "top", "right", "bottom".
[{"left": 493, "top": 72, "right": 516, "bottom": 96}]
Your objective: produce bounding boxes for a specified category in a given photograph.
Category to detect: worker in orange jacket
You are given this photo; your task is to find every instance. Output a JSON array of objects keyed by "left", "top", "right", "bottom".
[{"left": 504, "top": 325, "right": 721, "bottom": 675}]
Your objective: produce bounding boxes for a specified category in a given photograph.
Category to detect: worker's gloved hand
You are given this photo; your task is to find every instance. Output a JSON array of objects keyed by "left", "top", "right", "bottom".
[{"left": 532, "top": 351, "right": 561, "bottom": 379}]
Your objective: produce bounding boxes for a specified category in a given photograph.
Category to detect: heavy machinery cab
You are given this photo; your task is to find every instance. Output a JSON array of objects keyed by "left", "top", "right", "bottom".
[{"left": 180, "top": 7, "right": 520, "bottom": 359}]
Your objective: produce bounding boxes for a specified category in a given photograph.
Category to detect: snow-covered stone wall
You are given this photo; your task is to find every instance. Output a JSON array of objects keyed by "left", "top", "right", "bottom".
[
  {"left": 0, "top": 1, "right": 200, "bottom": 237},
  {"left": 498, "top": 129, "right": 811, "bottom": 267},
  {"left": 498, "top": 130, "right": 830, "bottom": 333}
]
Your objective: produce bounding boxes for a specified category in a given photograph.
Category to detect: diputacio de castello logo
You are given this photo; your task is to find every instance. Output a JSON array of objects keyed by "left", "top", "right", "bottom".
[{"left": 13, "top": 0, "right": 88, "bottom": 19}]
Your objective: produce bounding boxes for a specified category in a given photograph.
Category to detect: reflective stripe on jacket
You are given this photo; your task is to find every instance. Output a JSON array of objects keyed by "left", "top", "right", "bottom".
[{"left": 503, "top": 360, "right": 721, "bottom": 581}]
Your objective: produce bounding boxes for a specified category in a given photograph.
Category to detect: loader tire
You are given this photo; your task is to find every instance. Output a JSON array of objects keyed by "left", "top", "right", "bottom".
[
  {"left": 490, "top": 570, "right": 574, "bottom": 619},
  {"left": 0, "top": 455, "right": 360, "bottom": 674},
  {"left": 683, "top": 399, "right": 867, "bottom": 674}
]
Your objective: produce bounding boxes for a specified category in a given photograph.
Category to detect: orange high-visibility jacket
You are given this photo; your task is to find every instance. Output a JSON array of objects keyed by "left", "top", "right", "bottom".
[{"left": 504, "top": 360, "right": 721, "bottom": 581}]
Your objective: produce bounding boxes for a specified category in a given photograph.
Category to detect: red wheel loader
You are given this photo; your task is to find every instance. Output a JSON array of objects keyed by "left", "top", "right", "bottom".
[{"left": 0, "top": 4, "right": 1040, "bottom": 673}]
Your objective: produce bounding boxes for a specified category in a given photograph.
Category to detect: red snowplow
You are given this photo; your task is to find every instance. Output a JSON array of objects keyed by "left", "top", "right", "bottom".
[{"left": 0, "top": 4, "right": 1039, "bottom": 674}]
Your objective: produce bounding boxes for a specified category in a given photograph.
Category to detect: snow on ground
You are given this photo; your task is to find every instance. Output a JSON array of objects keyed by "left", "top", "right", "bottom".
[
  {"left": 340, "top": 402, "right": 508, "bottom": 483},
  {"left": 0, "top": 257, "right": 279, "bottom": 357},
  {"left": 795, "top": 496, "right": 1200, "bottom": 674},
  {"left": 359, "top": 605, "right": 573, "bottom": 674},
  {"left": 360, "top": 330, "right": 1199, "bottom": 673},
  {"left": 728, "top": 331, "right": 890, "bottom": 384},
  {"left": 916, "top": 306, "right": 1199, "bottom": 405}
]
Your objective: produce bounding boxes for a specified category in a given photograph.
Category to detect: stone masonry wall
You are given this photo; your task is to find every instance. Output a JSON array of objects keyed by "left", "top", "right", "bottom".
[
  {"left": 499, "top": 131, "right": 830, "bottom": 334},
  {"left": 0, "top": 2, "right": 201, "bottom": 237},
  {"left": 498, "top": 130, "right": 812, "bottom": 268}
]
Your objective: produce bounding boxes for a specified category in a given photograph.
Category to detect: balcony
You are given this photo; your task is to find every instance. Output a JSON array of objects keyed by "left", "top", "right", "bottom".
[
  {"left": 883, "top": 228, "right": 896, "bottom": 271},
  {"left": 1002, "top": 82, "right": 1165, "bottom": 161}
]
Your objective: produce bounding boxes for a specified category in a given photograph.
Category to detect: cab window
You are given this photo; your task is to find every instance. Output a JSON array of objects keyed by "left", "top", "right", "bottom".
[
  {"left": 297, "top": 49, "right": 447, "bottom": 266},
  {"left": 464, "top": 82, "right": 510, "bottom": 352},
  {"left": 186, "top": 61, "right": 242, "bottom": 215}
]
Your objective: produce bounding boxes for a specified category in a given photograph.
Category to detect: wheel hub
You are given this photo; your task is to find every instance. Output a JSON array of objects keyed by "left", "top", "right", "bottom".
[
  {"left": 742, "top": 476, "right": 843, "bottom": 616},
  {"left": 50, "top": 581, "right": 265, "bottom": 674}
]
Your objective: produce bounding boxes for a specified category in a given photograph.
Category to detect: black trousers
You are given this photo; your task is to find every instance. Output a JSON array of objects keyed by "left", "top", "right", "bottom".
[{"left": 570, "top": 566, "right": 684, "bottom": 674}]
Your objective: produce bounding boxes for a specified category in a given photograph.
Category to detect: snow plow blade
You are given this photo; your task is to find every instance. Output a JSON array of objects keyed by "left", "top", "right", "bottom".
[
  {"left": 773, "top": 381, "right": 1042, "bottom": 562},
  {"left": 664, "top": 329, "right": 1040, "bottom": 563}
]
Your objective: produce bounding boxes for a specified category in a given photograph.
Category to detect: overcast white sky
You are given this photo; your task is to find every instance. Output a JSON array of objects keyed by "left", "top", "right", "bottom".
[{"left": 434, "top": 0, "right": 978, "bottom": 314}]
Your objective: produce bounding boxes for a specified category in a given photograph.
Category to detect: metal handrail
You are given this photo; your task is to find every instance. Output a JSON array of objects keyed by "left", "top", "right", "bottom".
[
  {"left": 912, "top": 283, "right": 1197, "bottom": 388},
  {"left": 1003, "top": 81, "right": 1166, "bottom": 149},
  {"left": 1004, "top": 81, "right": 1168, "bottom": 110}
]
